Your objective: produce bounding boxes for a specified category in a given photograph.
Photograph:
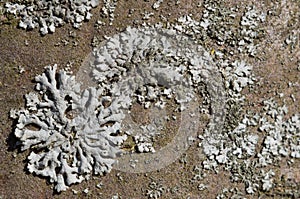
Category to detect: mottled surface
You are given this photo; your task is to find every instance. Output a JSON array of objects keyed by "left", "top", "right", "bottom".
[{"left": 0, "top": 0, "right": 299, "bottom": 198}]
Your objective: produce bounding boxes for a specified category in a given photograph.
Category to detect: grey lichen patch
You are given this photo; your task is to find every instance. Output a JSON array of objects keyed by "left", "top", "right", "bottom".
[
  {"left": 167, "top": 7, "right": 264, "bottom": 178},
  {"left": 152, "top": 0, "right": 163, "bottom": 10},
  {"left": 193, "top": 99, "right": 300, "bottom": 195},
  {"left": 83, "top": 7, "right": 271, "bottom": 195},
  {"left": 257, "top": 99, "right": 300, "bottom": 165},
  {"left": 10, "top": 64, "right": 127, "bottom": 192},
  {"left": 89, "top": 26, "right": 227, "bottom": 173},
  {"left": 145, "top": 179, "right": 165, "bottom": 199},
  {"left": 4, "top": 0, "right": 100, "bottom": 35},
  {"left": 101, "top": 0, "right": 118, "bottom": 25},
  {"left": 172, "top": 1, "right": 266, "bottom": 61},
  {"left": 162, "top": 2, "right": 300, "bottom": 196}
]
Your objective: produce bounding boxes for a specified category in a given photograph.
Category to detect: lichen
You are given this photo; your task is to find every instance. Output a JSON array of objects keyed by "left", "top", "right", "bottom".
[
  {"left": 10, "top": 64, "right": 127, "bottom": 192},
  {"left": 4, "top": 0, "right": 99, "bottom": 35}
]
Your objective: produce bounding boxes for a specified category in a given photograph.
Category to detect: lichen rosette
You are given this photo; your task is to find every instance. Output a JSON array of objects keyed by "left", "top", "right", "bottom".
[{"left": 10, "top": 64, "right": 127, "bottom": 192}]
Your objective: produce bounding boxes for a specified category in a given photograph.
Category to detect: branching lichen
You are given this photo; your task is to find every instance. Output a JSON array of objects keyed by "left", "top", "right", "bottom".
[{"left": 10, "top": 64, "right": 127, "bottom": 192}]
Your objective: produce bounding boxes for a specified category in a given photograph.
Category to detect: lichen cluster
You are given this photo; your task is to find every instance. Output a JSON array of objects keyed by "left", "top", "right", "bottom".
[
  {"left": 4, "top": 0, "right": 99, "bottom": 34},
  {"left": 6, "top": 0, "right": 300, "bottom": 197},
  {"left": 10, "top": 65, "right": 127, "bottom": 192}
]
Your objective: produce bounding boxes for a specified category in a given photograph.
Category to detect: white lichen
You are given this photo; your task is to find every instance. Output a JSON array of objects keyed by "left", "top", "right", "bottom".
[
  {"left": 89, "top": 26, "right": 227, "bottom": 173},
  {"left": 5, "top": 0, "right": 99, "bottom": 34},
  {"left": 257, "top": 99, "right": 300, "bottom": 166},
  {"left": 146, "top": 180, "right": 165, "bottom": 199},
  {"left": 10, "top": 64, "right": 127, "bottom": 192},
  {"left": 101, "top": 0, "right": 118, "bottom": 25}
]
